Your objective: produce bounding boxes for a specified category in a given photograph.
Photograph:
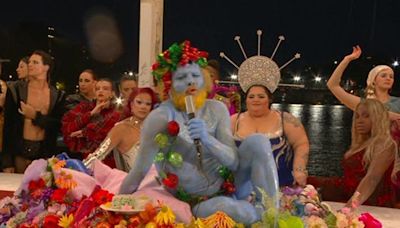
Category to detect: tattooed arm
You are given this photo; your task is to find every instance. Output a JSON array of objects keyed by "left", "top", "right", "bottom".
[{"left": 283, "top": 112, "right": 310, "bottom": 186}]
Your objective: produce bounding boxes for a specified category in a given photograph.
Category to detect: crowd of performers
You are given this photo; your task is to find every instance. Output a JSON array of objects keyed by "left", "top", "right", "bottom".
[{"left": 0, "top": 42, "right": 399, "bottom": 225}]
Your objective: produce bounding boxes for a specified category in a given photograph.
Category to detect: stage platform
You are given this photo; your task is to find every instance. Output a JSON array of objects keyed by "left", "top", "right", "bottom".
[{"left": 0, "top": 172, "right": 399, "bottom": 227}]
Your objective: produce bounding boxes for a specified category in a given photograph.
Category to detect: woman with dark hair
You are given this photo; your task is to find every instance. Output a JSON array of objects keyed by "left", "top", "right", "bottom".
[
  {"left": 84, "top": 87, "right": 157, "bottom": 172},
  {"left": 65, "top": 69, "right": 97, "bottom": 110},
  {"left": 231, "top": 84, "right": 309, "bottom": 187},
  {"left": 16, "top": 56, "right": 30, "bottom": 80},
  {"left": 61, "top": 78, "right": 120, "bottom": 168}
]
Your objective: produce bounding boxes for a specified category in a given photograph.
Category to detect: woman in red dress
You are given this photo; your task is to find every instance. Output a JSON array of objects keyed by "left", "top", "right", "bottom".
[{"left": 309, "top": 99, "right": 400, "bottom": 208}]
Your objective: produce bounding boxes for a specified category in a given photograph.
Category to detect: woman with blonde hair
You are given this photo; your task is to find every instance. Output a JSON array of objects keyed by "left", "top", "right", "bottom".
[
  {"left": 327, "top": 45, "right": 400, "bottom": 117},
  {"left": 310, "top": 99, "right": 400, "bottom": 207}
]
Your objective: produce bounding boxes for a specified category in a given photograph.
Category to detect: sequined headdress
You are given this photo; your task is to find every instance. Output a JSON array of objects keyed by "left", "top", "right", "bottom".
[
  {"left": 152, "top": 41, "right": 208, "bottom": 100},
  {"left": 220, "top": 30, "right": 300, "bottom": 93}
]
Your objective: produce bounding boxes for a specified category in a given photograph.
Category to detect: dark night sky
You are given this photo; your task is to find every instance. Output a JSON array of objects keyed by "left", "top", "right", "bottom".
[{"left": 1, "top": 0, "right": 400, "bottom": 91}]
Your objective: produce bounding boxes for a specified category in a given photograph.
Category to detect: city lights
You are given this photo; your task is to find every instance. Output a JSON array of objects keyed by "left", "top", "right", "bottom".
[
  {"left": 230, "top": 74, "right": 238, "bottom": 80},
  {"left": 293, "top": 76, "right": 301, "bottom": 82},
  {"left": 314, "top": 76, "right": 322, "bottom": 82},
  {"left": 393, "top": 60, "right": 399, "bottom": 67}
]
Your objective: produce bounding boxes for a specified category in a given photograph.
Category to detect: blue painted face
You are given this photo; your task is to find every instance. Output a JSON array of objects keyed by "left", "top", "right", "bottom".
[{"left": 172, "top": 63, "right": 204, "bottom": 94}]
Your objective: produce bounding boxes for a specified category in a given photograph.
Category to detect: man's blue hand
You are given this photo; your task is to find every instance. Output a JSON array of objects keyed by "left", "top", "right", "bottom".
[{"left": 187, "top": 118, "right": 209, "bottom": 143}]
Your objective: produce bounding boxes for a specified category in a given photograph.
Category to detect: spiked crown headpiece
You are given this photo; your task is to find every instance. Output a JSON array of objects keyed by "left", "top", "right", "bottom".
[{"left": 220, "top": 30, "right": 300, "bottom": 93}]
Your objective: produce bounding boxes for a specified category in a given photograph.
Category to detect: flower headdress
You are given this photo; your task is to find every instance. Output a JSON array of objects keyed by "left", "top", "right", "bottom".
[
  {"left": 152, "top": 40, "right": 209, "bottom": 100},
  {"left": 220, "top": 30, "right": 300, "bottom": 93}
]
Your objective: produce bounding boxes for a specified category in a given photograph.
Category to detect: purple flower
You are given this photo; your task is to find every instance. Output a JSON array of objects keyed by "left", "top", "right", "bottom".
[
  {"left": 26, "top": 201, "right": 45, "bottom": 221},
  {"left": 282, "top": 186, "right": 303, "bottom": 196},
  {"left": 40, "top": 187, "right": 54, "bottom": 203}
]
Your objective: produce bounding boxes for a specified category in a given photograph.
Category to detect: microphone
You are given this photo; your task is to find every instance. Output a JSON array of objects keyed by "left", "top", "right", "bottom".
[{"left": 185, "top": 95, "right": 203, "bottom": 169}]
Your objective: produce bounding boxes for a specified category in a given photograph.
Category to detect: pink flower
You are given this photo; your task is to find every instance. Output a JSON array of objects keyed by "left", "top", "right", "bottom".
[
  {"left": 359, "top": 213, "right": 382, "bottom": 228},
  {"left": 304, "top": 203, "right": 320, "bottom": 216},
  {"left": 340, "top": 207, "right": 351, "bottom": 215}
]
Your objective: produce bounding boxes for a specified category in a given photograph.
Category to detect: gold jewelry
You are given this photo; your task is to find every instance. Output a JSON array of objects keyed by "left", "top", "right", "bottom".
[
  {"left": 293, "top": 166, "right": 308, "bottom": 175},
  {"left": 127, "top": 115, "right": 143, "bottom": 129}
]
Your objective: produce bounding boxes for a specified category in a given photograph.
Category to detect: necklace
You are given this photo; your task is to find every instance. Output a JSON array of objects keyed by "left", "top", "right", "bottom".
[{"left": 128, "top": 116, "right": 143, "bottom": 129}]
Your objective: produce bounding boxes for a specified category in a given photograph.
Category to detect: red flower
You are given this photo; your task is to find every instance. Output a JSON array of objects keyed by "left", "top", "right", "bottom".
[
  {"left": 107, "top": 213, "right": 124, "bottom": 225},
  {"left": 19, "top": 223, "right": 39, "bottom": 228},
  {"left": 167, "top": 121, "right": 180, "bottom": 136},
  {"left": 43, "top": 214, "right": 61, "bottom": 228},
  {"left": 152, "top": 62, "right": 160, "bottom": 70},
  {"left": 222, "top": 181, "right": 236, "bottom": 194},
  {"left": 92, "top": 188, "right": 114, "bottom": 206},
  {"left": 162, "top": 173, "right": 179, "bottom": 189},
  {"left": 28, "top": 178, "right": 46, "bottom": 192},
  {"left": 51, "top": 188, "right": 68, "bottom": 204},
  {"left": 163, "top": 72, "right": 172, "bottom": 82}
]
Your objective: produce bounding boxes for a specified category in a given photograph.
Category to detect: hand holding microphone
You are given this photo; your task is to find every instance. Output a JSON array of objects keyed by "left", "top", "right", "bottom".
[
  {"left": 185, "top": 95, "right": 207, "bottom": 169},
  {"left": 185, "top": 95, "right": 209, "bottom": 143}
]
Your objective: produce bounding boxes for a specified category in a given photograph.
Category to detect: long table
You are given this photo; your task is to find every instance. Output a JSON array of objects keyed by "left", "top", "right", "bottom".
[
  {"left": 0, "top": 172, "right": 23, "bottom": 199},
  {"left": 1, "top": 173, "right": 399, "bottom": 227}
]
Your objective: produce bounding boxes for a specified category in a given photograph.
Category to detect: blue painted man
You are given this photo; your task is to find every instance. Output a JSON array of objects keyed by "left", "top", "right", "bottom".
[{"left": 119, "top": 41, "right": 279, "bottom": 225}]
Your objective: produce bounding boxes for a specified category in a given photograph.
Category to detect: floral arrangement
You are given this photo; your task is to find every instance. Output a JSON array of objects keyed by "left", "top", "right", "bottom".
[
  {"left": 0, "top": 156, "right": 383, "bottom": 228},
  {"left": 0, "top": 157, "right": 116, "bottom": 228},
  {"left": 153, "top": 120, "right": 236, "bottom": 206},
  {"left": 0, "top": 157, "right": 241, "bottom": 228},
  {"left": 252, "top": 185, "right": 382, "bottom": 228}
]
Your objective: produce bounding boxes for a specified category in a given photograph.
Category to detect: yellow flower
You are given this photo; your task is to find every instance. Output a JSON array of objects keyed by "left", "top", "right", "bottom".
[
  {"left": 114, "top": 219, "right": 128, "bottom": 228},
  {"left": 53, "top": 160, "right": 66, "bottom": 171},
  {"left": 203, "top": 211, "right": 236, "bottom": 228},
  {"left": 58, "top": 214, "right": 74, "bottom": 228},
  {"left": 55, "top": 171, "right": 77, "bottom": 189},
  {"left": 155, "top": 205, "right": 176, "bottom": 225},
  {"left": 187, "top": 218, "right": 206, "bottom": 228},
  {"left": 48, "top": 157, "right": 60, "bottom": 166}
]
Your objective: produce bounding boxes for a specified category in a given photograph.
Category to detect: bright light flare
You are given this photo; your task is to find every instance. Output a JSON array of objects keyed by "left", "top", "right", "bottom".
[{"left": 115, "top": 97, "right": 124, "bottom": 106}]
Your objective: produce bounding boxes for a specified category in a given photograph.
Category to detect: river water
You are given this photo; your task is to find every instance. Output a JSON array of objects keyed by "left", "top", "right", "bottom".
[{"left": 272, "top": 103, "right": 353, "bottom": 177}]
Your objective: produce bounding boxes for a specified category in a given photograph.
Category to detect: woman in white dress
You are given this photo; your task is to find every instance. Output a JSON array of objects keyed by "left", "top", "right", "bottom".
[{"left": 85, "top": 87, "right": 158, "bottom": 171}]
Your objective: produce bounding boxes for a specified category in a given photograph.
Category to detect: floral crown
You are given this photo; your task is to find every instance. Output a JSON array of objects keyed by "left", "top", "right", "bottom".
[{"left": 152, "top": 41, "right": 209, "bottom": 99}]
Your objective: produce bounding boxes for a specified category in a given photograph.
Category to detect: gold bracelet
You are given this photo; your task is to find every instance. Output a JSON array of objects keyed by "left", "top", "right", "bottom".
[{"left": 293, "top": 167, "right": 308, "bottom": 175}]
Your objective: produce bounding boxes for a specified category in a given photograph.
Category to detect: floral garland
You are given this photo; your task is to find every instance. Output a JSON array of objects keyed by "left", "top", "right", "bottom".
[
  {"left": 153, "top": 120, "right": 236, "bottom": 206},
  {"left": 151, "top": 40, "right": 208, "bottom": 100}
]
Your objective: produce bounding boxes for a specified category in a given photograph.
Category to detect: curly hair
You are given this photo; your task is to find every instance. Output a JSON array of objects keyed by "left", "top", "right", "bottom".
[{"left": 348, "top": 99, "right": 399, "bottom": 180}]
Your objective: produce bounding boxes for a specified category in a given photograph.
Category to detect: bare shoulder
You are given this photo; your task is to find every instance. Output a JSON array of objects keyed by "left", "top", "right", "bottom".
[
  {"left": 231, "top": 113, "right": 239, "bottom": 121},
  {"left": 110, "top": 121, "right": 128, "bottom": 132},
  {"left": 283, "top": 112, "right": 302, "bottom": 127}
]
